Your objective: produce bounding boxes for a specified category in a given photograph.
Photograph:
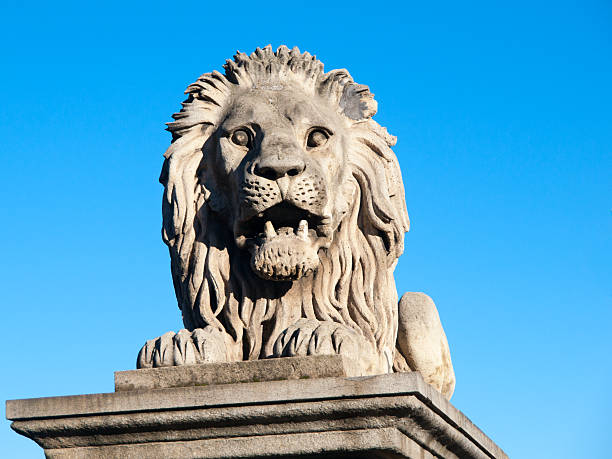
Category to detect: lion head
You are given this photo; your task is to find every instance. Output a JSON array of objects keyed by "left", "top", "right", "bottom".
[{"left": 160, "top": 45, "right": 410, "bottom": 366}]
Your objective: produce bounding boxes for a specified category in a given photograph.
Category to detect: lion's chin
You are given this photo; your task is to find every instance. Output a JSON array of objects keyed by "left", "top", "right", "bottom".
[{"left": 250, "top": 231, "right": 319, "bottom": 281}]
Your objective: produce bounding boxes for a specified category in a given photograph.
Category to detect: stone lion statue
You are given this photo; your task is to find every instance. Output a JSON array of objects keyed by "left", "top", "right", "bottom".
[{"left": 137, "top": 45, "right": 455, "bottom": 399}]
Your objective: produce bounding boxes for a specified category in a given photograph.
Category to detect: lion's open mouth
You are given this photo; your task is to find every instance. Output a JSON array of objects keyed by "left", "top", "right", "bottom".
[
  {"left": 238, "top": 203, "right": 326, "bottom": 241},
  {"left": 235, "top": 203, "right": 331, "bottom": 281}
]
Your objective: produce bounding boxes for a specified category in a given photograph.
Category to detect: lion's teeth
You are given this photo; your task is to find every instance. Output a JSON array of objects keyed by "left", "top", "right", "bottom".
[
  {"left": 297, "top": 220, "right": 308, "bottom": 240},
  {"left": 264, "top": 221, "right": 276, "bottom": 238}
]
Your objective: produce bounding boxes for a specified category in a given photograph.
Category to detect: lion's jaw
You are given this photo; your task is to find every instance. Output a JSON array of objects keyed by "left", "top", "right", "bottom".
[{"left": 209, "top": 87, "right": 350, "bottom": 282}]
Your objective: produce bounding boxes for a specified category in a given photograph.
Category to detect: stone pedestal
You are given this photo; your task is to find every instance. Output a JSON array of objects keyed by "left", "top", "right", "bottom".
[{"left": 6, "top": 356, "right": 507, "bottom": 458}]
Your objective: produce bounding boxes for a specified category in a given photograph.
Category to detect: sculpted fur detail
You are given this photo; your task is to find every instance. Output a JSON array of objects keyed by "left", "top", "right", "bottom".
[{"left": 138, "top": 45, "right": 455, "bottom": 399}]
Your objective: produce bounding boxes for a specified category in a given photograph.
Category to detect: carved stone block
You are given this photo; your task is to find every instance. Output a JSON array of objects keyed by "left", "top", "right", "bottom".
[{"left": 115, "top": 355, "right": 358, "bottom": 391}]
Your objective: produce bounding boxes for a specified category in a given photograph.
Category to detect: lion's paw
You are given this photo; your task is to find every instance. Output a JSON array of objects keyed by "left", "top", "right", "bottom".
[
  {"left": 137, "top": 326, "right": 228, "bottom": 369},
  {"left": 272, "top": 319, "right": 375, "bottom": 375}
]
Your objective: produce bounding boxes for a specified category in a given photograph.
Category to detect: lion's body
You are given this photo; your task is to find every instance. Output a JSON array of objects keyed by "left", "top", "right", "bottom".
[
  {"left": 138, "top": 45, "right": 455, "bottom": 399},
  {"left": 171, "top": 186, "right": 400, "bottom": 372}
]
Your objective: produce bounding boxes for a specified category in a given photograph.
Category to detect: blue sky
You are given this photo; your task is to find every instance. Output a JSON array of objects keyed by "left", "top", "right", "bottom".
[{"left": 1, "top": 1, "right": 610, "bottom": 457}]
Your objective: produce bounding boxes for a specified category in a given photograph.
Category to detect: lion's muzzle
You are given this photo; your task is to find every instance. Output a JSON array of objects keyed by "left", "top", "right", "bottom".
[{"left": 234, "top": 154, "right": 333, "bottom": 281}]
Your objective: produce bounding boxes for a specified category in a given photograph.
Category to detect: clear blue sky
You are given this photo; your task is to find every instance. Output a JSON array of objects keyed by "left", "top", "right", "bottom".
[{"left": 2, "top": 1, "right": 610, "bottom": 457}]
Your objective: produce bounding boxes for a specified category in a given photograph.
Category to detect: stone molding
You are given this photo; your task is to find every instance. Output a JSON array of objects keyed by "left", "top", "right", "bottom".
[{"left": 7, "top": 365, "right": 507, "bottom": 458}]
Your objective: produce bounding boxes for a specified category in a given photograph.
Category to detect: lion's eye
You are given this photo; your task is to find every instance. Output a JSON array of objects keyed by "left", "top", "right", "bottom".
[
  {"left": 231, "top": 129, "right": 251, "bottom": 147},
  {"left": 306, "top": 129, "right": 329, "bottom": 148}
]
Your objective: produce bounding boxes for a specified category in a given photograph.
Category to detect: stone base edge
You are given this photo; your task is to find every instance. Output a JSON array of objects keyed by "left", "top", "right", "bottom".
[{"left": 44, "top": 428, "right": 427, "bottom": 459}]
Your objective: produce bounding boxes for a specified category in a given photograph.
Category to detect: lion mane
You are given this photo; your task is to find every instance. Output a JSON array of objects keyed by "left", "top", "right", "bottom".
[{"left": 160, "top": 45, "right": 410, "bottom": 367}]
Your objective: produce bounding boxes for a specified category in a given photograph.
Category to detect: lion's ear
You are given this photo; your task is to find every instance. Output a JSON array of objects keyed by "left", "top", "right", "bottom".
[
  {"left": 317, "top": 70, "right": 378, "bottom": 122},
  {"left": 340, "top": 83, "right": 378, "bottom": 121}
]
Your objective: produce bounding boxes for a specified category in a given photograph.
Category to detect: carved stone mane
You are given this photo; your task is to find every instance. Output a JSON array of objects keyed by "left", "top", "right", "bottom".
[{"left": 138, "top": 45, "right": 455, "bottom": 400}]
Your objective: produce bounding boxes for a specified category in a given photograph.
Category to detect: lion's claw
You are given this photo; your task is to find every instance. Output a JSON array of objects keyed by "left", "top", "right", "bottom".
[
  {"left": 272, "top": 319, "right": 378, "bottom": 375},
  {"left": 137, "top": 326, "right": 228, "bottom": 369}
]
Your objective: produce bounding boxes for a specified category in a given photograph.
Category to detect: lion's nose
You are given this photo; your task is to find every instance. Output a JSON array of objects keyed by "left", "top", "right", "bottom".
[{"left": 254, "top": 156, "right": 306, "bottom": 181}]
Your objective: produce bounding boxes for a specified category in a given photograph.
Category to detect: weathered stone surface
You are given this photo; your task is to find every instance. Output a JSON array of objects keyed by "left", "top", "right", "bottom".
[
  {"left": 115, "top": 355, "right": 358, "bottom": 391},
  {"left": 137, "top": 45, "right": 455, "bottom": 400},
  {"left": 7, "top": 369, "right": 507, "bottom": 459}
]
